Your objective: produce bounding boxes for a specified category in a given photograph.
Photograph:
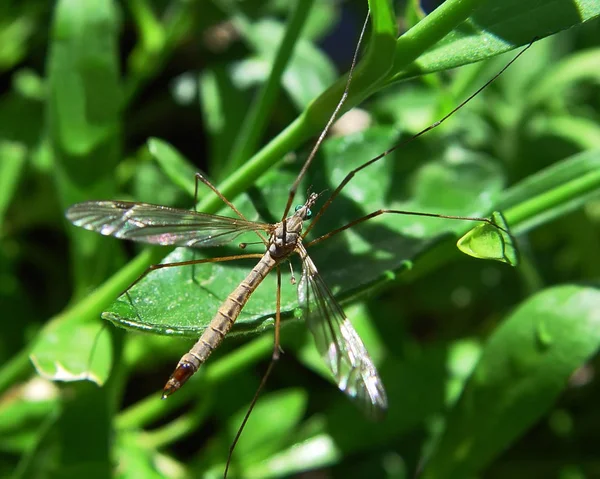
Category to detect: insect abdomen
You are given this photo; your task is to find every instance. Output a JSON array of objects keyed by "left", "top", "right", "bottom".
[{"left": 162, "top": 252, "right": 277, "bottom": 397}]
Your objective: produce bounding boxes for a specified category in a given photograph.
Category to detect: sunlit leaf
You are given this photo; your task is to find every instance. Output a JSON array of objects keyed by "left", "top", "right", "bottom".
[
  {"left": 30, "top": 320, "right": 112, "bottom": 386},
  {"left": 457, "top": 211, "right": 519, "bottom": 266}
]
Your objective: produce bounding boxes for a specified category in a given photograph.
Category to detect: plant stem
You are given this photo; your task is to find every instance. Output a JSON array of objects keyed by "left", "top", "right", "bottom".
[{"left": 226, "top": 0, "right": 316, "bottom": 175}]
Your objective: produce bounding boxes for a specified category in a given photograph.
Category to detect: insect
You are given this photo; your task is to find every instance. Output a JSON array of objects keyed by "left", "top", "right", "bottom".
[{"left": 66, "top": 12, "right": 526, "bottom": 477}]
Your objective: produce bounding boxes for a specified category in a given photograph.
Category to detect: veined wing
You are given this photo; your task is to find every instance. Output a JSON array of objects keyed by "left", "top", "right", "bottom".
[
  {"left": 296, "top": 244, "right": 387, "bottom": 417},
  {"left": 66, "top": 201, "right": 271, "bottom": 248}
]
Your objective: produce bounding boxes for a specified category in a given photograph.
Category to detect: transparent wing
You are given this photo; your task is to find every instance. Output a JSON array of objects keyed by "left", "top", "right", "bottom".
[
  {"left": 66, "top": 201, "right": 270, "bottom": 248},
  {"left": 297, "top": 247, "right": 387, "bottom": 417}
]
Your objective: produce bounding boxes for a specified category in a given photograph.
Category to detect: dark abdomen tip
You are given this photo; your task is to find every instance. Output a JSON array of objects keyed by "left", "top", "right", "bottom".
[{"left": 162, "top": 361, "right": 197, "bottom": 399}]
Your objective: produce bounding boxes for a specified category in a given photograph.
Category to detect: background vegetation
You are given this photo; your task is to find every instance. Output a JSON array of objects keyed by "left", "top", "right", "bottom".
[{"left": 1, "top": 0, "right": 600, "bottom": 477}]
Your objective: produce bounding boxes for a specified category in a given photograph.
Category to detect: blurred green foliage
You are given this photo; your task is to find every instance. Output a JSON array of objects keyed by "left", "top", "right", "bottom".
[{"left": 1, "top": 0, "right": 600, "bottom": 478}]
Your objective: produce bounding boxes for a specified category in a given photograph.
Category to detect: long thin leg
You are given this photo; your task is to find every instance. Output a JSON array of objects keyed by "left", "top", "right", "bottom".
[
  {"left": 191, "top": 173, "right": 268, "bottom": 283},
  {"left": 281, "top": 12, "right": 371, "bottom": 222},
  {"left": 195, "top": 173, "right": 268, "bottom": 243},
  {"left": 305, "top": 209, "right": 509, "bottom": 248},
  {"left": 124, "top": 252, "right": 266, "bottom": 334},
  {"left": 124, "top": 253, "right": 264, "bottom": 294},
  {"left": 195, "top": 172, "right": 249, "bottom": 220},
  {"left": 87, "top": 322, "right": 108, "bottom": 373},
  {"left": 273, "top": 265, "right": 283, "bottom": 359},
  {"left": 224, "top": 266, "right": 284, "bottom": 479},
  {"left": 304, "top": 40, "right": 536, "bottom": 238},
  {"left": 287, "top": 261, "right": 296, "bottom": 285}
]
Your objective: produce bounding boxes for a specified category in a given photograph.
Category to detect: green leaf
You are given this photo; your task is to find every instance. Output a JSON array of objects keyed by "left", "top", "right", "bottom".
[
  {"left": 243, "top": 433, "right": 340, "bottom": 479},
  {"left": 49, "top": 0, "right": 124, "bottom": 296},
  {"left": 147, "top": 137, "right": 198, "bottom": 197},
  {"left": 0, "top": 140, "right": 27, "bottom": 227},
  {"left": 393, "top": 0, "right": 600, "bottom": 80},
  {"left": 457, "top": 211, "right": 519, "bottom": 266},
  {"left": 5, "top": 1, "right": 600, "bottom": 478},
  {"left": 529, "top": 115, "right": 600, "bottom": 150},
  {"left": 226, "top": 389, "right": 308, "bottom": 466},
  {"left": 0, "top": 9, "right": 35, "bottom": 70},
  {"left": 116, "top": 431, "right": 179, "bottom": 479},
  {"left": 528, "top": 47, "right": 600, "bottom": 109},
  {"left": 47, "top": 0, "right": 121, "bottom": 157},
  {"left": 422, "top": 285, "right": 600, "bottom": 477},
  {"left": 30, "top": 320, "right": 112, "bottom": 386}
]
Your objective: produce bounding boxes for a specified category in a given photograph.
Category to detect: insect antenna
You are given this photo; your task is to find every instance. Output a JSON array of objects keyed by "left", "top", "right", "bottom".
[
  {"left": 304, "top": 38, "right": 537, "bottom": 238},
  {"left": 281, "top": 11, "right": 372, "bottom": 222}
]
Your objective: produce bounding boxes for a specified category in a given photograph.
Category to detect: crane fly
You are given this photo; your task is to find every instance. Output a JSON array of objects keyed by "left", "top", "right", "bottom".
[
  {"left": 65, "top": 12, "right": 527, "bottom": 477},
  {"left": 66, "top": 187, "right": 387, "bottom": 413}
]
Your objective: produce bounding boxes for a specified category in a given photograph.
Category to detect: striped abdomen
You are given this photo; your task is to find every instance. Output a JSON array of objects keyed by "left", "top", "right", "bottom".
[{"left": 162, "top": 251, "right": 277, "bottom": 397}]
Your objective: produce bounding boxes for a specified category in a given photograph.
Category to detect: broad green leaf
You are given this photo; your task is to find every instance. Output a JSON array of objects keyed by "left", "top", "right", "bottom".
[
  {"left": 49, "top": 0, "right": 123, "bottom": 296},
  {"left": 47, "top": 0, "right": 121, "bottom": 157},
  {"left": 422, "top": 285, "right": 600, "bottom": 477},
  {"left": 130, "top": 161, "right": 187, "bottom": 207},
  {"left": 393, "top": 0, "right": 600, "bottom": 80},
  {"left": 30, "top": 320, "right": 112, "bottom": 386}
]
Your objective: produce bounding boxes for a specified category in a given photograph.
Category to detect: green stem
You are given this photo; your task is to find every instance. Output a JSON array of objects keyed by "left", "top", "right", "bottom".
[
  {"left": 60, "top": 249, "right": 163, "bottom": 328},
  {"left": 506, "top": 168, "right": 600, "bottom": 233},
  {"left": 226, "top": 0, "right": 316, "bottom": 175},
  {"left": 143, "top": 399, "right": 211, "bottom": 448},
  {"left": 386, "top": 0, "right": 490, "bottom": 85},
  {"left": 204, "top": 333, "right": 273, "bottom": 382},
  {"left": 124, "top": 0, "right": 194, "bottom": 104},
  {"left": 116, "top": 380, "right": 179, "bottom": 430},
  {"left": 117, "top": 334, "right": 272, "bottom": 430},
  {"left": 0, "top": 348, "right": 33, "bottom": 394}
]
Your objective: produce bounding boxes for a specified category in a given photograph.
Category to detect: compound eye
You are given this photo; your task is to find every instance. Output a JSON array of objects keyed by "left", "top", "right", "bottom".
[
  {"left": 306, "top": 208, "right": 312, "bottom": 219},
  {"left": 294, "top": 205, "right": 302, "bottom": 212}
]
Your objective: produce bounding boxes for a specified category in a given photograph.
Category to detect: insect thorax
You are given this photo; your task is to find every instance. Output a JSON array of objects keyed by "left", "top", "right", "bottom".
[{"left": 269, "top": 215, "right": 304, "bottom": 259}]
